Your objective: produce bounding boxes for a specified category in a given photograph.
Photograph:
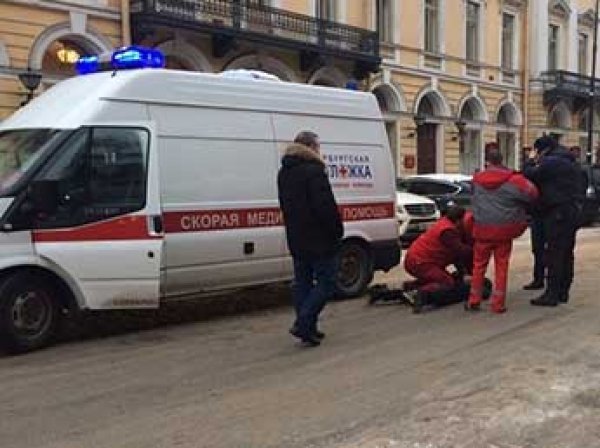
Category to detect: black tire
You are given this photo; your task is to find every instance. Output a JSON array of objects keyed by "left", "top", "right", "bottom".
[
  {"left": 0, "top": 272, "right": 60, "bottom": 354},
  {"left": 336, "top": 241, "right": 373, "bottom": 298}
]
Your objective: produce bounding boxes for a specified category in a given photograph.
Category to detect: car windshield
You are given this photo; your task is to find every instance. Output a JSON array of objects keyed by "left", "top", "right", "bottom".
[{"left": 0, "top": 129, "right": 62, "bottom": 196}]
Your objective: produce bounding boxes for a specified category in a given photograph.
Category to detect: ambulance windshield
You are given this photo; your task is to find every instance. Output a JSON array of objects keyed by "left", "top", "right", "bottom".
[{"left": 0, "top": 129, "right": 61, "bottom": 196}]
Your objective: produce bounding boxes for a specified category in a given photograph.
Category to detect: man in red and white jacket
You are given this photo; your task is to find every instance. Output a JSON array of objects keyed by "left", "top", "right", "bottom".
[{"left": 467, "top": 147, "right": 539, "bottom": 313}]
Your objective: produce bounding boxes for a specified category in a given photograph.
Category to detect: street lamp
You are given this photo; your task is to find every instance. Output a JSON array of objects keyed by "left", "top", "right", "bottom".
[
  {"left": 455, "top": 119, "right": 467, "bottom": 151},
  {"left": 18, "top": 68, "right": 42, "bottom": 107},
  {"left": 586, "top": 0, "right": 600, "bottom": 165},
  {"left": 414, "top": 114, "right": 426, "bottom": 127},
  {"left": 455, "top": 119, "right": 467, "bottom": 135}
]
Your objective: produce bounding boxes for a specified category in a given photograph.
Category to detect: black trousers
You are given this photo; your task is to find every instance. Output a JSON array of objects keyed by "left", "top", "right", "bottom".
[
  {"left": 543, "top": 205, "right": 578, "bottom": 302},
  {"left": 423, "top": 278, "right": 492, "bottom": 308},
  {"left": 530, "top": 218, "right": 546, "bottom": 283}
]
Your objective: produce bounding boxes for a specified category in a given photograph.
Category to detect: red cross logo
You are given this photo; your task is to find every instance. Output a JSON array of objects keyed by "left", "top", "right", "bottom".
[{"left": 339, "top": 165, "right": 348, "bottom": 178}]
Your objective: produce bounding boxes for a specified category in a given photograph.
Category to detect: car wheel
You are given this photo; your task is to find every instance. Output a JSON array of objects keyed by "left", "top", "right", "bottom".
[
  {"left": 0, "top": 272, "right": 60, "bottom": 354},
  {"left": 336, "top": 241, "right": 373, "bottom": 298}
]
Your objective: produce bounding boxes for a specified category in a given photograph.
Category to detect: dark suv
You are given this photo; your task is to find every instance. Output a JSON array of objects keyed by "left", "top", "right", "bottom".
[{"left": 398, "top": 175, "right": 473, "bottom": 215}]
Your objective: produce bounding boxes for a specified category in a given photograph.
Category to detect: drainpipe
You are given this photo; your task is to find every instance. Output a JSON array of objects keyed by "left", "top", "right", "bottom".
[
  {"left": 121, "top": 0, "right": 131, "bottom": 46},
  {"left": 586, "top": 0, "right": 600, "bottom": 165},
  {"left": 520, "top": 0, "right": 530, "bottom": 165}
]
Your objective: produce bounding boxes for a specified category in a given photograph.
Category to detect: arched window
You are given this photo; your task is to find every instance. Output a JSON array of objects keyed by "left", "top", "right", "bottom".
[
  {"left": 548, "top": 103, "right": 571, "bottom": 129},
  {"left": 460, "top": 100, "right": 476, "bottom": 121},
  {"left": 41, "top": 38, "right": 97, "bottom": 76},
  {"left": 165, "top": 55, "right": 194, "bottom": 71},
  {"left": 418, "top": 95, "right": 436, "bottom": 117}
]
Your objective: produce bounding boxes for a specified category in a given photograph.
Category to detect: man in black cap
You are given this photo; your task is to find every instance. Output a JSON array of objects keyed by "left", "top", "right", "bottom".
[{"left": 523, "top": 135, "right": 585, "bottom": 306}]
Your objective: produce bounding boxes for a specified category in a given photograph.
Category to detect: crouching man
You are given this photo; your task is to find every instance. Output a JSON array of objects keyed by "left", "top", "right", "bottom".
[{"left": 402, "top": 206, "right": 480, "bottom": 312}]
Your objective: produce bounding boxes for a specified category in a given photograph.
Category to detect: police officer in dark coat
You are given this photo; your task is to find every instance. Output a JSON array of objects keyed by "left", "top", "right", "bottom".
[
  {"left": 278, "top": 131, "right": 343, "bottom": 347},
  {"left": 523, "top": 207, "right": 546, "bottom": 291},
  {"left": 523, "top": 136, "right": 585, "bottom": 306}
]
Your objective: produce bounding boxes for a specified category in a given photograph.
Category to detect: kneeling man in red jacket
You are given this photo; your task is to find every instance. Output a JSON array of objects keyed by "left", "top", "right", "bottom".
[{"left": 403, "top": 206, "right": 474, "bottom": 310}]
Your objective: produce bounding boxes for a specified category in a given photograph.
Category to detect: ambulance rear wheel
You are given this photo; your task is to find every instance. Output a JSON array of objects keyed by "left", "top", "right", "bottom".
[
  {"left": 336, "top": 241, "right": 373, "bottom": 298},
  {"left": 0, "top": 272, "right": 60, "bottom": 354}
]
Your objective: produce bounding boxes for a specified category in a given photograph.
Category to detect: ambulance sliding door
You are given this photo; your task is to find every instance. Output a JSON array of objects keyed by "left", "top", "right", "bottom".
[{"left": 153, "top": 105, "right": 287, "bottom": 297}]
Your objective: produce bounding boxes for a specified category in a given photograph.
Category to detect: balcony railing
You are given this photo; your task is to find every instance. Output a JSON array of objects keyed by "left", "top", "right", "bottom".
[
  {"left": 541, "top": 70, "right": 600, "bottom": 100},
  {"left": 130, "top": 0, "right": 379, "bottom": 64}
]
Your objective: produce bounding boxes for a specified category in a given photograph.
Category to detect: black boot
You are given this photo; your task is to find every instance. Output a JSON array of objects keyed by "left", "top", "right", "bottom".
[
  {"left": 523, "top": 279, "right": 544, "bottom": 290},
  {"left": 558, "top": 289, "right": 570, "bottom": 304},
  {"left": 530, "top": 291, "right": 558, "bottom": 307},
  {"left": 412, "top": 291, "right": 429, "bottom": 314}
]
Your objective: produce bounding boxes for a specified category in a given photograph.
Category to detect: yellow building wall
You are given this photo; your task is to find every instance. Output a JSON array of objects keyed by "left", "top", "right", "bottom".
[
  {"left": 1, "top": 4, "right": 67, "bottom": 69},
  {"left": 0, "top": 78, "right": 22, "bottom": 120},
  {"left": 576, "top": 0, "right": 597, "bottom": 10},
  {"left": 0, "top": 2, "right": 121, "bottom": 120},
  {"left": 398, "top": 0, "right": 421, "bottom": 49},
  {"left": 443, "top": 1, "right": 463, "bottom": 63},
  {"left": 344, "top": 0, "right": 371, "bottom": 29},
  {"left": 281, "top": 0, "right": 311, "bottom": 16}
]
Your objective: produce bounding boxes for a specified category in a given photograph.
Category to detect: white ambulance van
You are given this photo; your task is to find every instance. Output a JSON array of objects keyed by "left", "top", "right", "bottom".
[{"left": 0, "top": 48, "right": 399, "bottom": 352}]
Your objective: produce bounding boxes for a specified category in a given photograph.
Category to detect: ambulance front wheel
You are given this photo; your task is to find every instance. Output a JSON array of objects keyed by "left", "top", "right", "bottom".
[
  {"left": 336, "top": 241, "right": 373, "bottom": 298},
  {"left": 0, "top": 271, "right": 60, "bottom": 354}
]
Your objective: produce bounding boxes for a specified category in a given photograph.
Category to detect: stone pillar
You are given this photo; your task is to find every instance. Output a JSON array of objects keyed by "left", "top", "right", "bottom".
[
  {"left": 530, "top": 0, "right": 549, "bottom": 76},
  {"left": 567, "top": 6, "right": 579, "bottom": 72}
]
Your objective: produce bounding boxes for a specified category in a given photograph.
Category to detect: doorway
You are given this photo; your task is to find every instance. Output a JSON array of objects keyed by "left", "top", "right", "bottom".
[{"left": 417, "top": 124, "right": 437, "bottom": 174}]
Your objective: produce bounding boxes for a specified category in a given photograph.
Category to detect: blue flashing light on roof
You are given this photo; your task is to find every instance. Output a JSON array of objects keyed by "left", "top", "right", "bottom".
[
  {"left": 345, "top": 79, "right": 359, "bottom": 90},
  {"left": 112, "top": 46, "right": 165, "bottom": 70},
  {"left": 76, "top": 55, "right": 100, "bottom": 75},
  {"left": 76, "top": 46, "right": 165, "bottom": 75}
]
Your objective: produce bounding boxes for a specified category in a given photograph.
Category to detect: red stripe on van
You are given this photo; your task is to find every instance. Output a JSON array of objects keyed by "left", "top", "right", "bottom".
[
  {"left": 32, "top": 215, "right": 154, "bottom": 243},
  {"left": 163, "top": 202, "right": 395, "bottom": 233},
  {"left": 31, "top": 202, "right": 395, "bottom": 242}
]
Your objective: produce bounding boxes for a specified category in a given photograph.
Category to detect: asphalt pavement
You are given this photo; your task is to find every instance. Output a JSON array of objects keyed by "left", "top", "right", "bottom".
[{"left": 1, "top": 229, "right": 599, "bottom": 448}]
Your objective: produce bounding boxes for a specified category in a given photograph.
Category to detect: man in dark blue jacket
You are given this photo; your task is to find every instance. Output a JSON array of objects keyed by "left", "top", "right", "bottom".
[
  {"left": 278, "top": 131, "right": 343, "bottom": 347},
  {"left": 524, "top": 136, "right": 585, "bottom": 306}
]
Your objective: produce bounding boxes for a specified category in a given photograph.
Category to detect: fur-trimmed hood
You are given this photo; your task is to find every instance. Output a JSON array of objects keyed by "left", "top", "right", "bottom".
[{"left": 281, "top": 143, "right": 324, "bottom": 168}]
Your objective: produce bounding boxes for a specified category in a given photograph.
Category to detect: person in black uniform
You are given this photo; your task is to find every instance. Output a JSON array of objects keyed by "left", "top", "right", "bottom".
[
  {"left": 523, "top": 208, "right": 546, "bottom": 291},
  {"left": 523, "top": 136, "right": 585, "bottom": 306}
]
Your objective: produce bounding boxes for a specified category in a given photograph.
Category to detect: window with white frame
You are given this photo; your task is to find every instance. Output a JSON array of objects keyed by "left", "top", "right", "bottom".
[
  {"left": 548, "top": 24, "right": 560, "bottom": 71},
  {"left": 424, "top": 0, "right": 440, "bottom": 53},
  {"left": 501, "top": 13, "right": 515, "bottom": 70},
  {"left": 579, "top": 33, "right": 588, "bottom": 75},
  {"left": 316, "top": 0, "right": 336, "bottom": 21},
  {"left": 465, "top": 1, "right": 480, "bottom": 63},
  {"left": 377, "top": 0, "right": 394, "bottom": 43}
]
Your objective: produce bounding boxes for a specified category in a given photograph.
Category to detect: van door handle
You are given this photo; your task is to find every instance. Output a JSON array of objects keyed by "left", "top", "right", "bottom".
[
  {"left": 244, "top": 242, "right": 255, "bottom": 255},
  {"left": 149, "top": 215, "right": 164, "bottom": 235}
]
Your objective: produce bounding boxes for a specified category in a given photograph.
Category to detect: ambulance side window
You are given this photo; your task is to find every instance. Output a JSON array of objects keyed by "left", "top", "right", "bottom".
[{"left": 32, "top": 127, "right": 149, "bottom": 229}]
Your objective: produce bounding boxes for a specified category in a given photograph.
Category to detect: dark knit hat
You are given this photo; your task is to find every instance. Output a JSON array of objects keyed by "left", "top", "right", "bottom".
[{"left": 533, "top": 135, "right": 555, "bottom": 151}]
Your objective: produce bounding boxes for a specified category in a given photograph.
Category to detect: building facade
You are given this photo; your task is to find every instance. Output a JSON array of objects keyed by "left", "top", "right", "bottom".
[
  {"left": 1, "top": 1, "right": 600, "bottom": 172},
  {"left": 0, "top": 0, "right": 378, "bottom": 121},
  {"left": 371, "top": 0, "right": 527, "bottom": 176},
  {"left": 0, "top": 0, "right": 123, "bottom": 120},
  {"left": 528, "top": 0, "right": 600, "bottom": 163}
]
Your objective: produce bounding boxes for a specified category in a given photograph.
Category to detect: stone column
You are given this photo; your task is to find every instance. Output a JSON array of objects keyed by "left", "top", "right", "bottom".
[
  {"left": 567, "top": 6, "right": 579, "bottom": 72},
  {"left": 530, "top": 0, "right": 549, "bottom": 76}
]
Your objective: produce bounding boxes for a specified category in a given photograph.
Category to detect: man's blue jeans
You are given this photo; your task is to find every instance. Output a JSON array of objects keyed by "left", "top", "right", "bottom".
[{"left": 292, "top": 256, "right": 337, "bottom": 338}]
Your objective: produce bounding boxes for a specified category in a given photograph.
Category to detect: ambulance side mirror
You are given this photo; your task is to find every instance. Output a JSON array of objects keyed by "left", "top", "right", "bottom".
[{"left": 28, "top": 180, "right": 59, "bottom": 214}]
